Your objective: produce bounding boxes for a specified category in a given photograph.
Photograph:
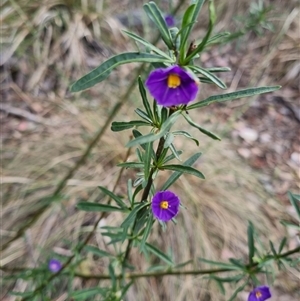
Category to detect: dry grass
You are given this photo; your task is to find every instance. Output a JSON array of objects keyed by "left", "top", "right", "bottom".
[{"left": 1, "top": 0, "right": 299, "bottom": 300}]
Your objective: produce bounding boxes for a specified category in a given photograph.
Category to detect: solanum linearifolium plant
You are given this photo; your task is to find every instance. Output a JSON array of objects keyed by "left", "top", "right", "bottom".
[{"left": 9, "top": 1, "right": 299, "bottom": 301}]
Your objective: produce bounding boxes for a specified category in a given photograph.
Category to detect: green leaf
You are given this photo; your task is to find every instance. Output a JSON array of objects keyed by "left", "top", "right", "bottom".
[
  {"left": 198, "top": 258, "right": 240, "bottom": 269},
  {"left": 229, "top": 258, "right": 245, "bottom": 269},
  {"left": 169, "top": 143, "right": 181, "bottom": 161},
  {"left": 161, "top": 150, "right": 183, "bottom": 165},
  {"left": 77, "top": 202, "right": 125, "bottom": 212},
  {"left": 179, "top": 4, "right": 196, "bottom": 63},
  {"left": 161, "top": 152, "right": 202, "bottom": 190},
  {"left": 288, "top": 191, "right": 300, "bottom": 219},
  {"left": 188, "top": 65, "right": 227, "bottom": 89},
  {"left": 164, "top": 133, "right": 174, "bottom": 148},
  {"left": 161, "top": 164, "right": 205, "bottom": 179},
  {"left": 121, "top": 202, "right": 149, "bottom": 229},
  {"left": 117, "top": 162, "right": 144, "bottom": 169},
  {"left": 144, "top": 142, "right": 153, "bottom": 179},
  {"left": 182, "top": 113, "right": 221, "bottom": 140},
  {"left": 179, "top": 0, "right": 205, "bottom": 64},
  {"left": 173, "top": 126, "right": 206, "bottom": 144},
  {"left": 132, "top": 183, "right": 143, "bottom": 200},
  {"left": 126, "top": 111, "right": 181, "bottom": 147},
  {"left": 70, "top": 52, "right": 171, "bottom": 92},
  {"left": 109, "top": 263, "right": 117, "bottom": 291},
  {"left": 247, "top": 221, "right": 255, "bottom": 264},
  {"left": 228, "top": 282, "right": 247, "bottom": 301},
  {"left": 84, "top": 245, "right": 114, "bottom": 258},
  {"left": 98, "top": 186, "right": 127, "bottom": 209},
  {"left": 206, "top": 66, "right": 231, "bottom": 72},
  {"left": 206, "top": 32, "right": 231, "bottom": 45},
  {"left": 184, "top": 0, "right": 216, "bottom": 63},
  {"left": 174, "top": 259, "right": 193, "bottom": 269},
  {"left": 269, "top": 240, "right": 277, "bottom": 256},
  {"left": 278, "top": 237, "right": 287, "bottom": 254},
  {"left": 70, "top": 288, "right": 108, "bottom": 300},
  {"left": 111, "top": 120, "right": 150, "bottom": 132},
  {"left": 122, "top": 30, "right": 173, "bottom": 60},
  {"left": 211, "top": 274, "right": 244, "bottom": 283},
  {"left": 140, "top": 215, "right": 154, "bottom": 249},
  {"left": 138, "top": 77, "right": 154, "bottom": 122},
  {"left": 120, "top": 281, "right": 134, "bottom": 298},
  {"left": 135, "top": 108, "right": 153, "bottom": 123},
  {"left": 127, "top": 179, "right": 134, "bottom": 207},
  {"left": 145, "top": 242, "right": 173, "bottom": 265},
  {"left": 143, "top": 2, "right": 173, "bottom": 49},
  {"left": 187, "top": 86, "right": 281, "bottom": 110}
]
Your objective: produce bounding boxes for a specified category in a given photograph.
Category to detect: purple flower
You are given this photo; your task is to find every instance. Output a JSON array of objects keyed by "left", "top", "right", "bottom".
[
  {"left": 165, "top": 14, "right": 175, "bottom": 27},
  {"left": 248, "top": 286, "right": 271, "bottom": 301},
  {"left": 151, "top": 190, "right": 180, "bottom": 221},
  {"left": 145, "top": 65, "right": 199, "bottom": 107},
  {"left": 48, "top": 259, "right": 62, "bottom": 273}
]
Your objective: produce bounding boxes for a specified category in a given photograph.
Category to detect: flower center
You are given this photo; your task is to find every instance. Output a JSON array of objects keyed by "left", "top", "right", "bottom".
[
  {"left": 167, "top": 74, "right": 181, "bottom": 88},
  {"left": 160, "top": 201, "right": 169, "bottom": 209},
  {"left": 255, "top": 291, "right": 262, "bottom": 298}
]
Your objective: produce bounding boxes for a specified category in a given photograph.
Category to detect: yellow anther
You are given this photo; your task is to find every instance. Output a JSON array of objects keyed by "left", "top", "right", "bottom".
[
  {"left": 167, "top": 74, "right": 181, "bottom": 88},
  {"left": 160, "top": 201, "right": 169, "bottom": 209},
  {"left": 255, "top": 291, "right": 262, "bottom": 298}
]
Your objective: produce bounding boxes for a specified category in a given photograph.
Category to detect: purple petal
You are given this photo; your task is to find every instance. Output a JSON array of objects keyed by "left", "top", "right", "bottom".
[
  {"left": 145, "top": 65, "right": 199, "bottom": 107},
  {"left": 151, "top": 190, "right": 180, "bottom": 222},
  {"left": 48, "top": 259, "right": 62, "bottom": 273},
  {"left": 248, "top": 286, "right": 271, "bottom": 301},
  {"left": 165, "top": 15, "right": 175, "bottom": 27}
]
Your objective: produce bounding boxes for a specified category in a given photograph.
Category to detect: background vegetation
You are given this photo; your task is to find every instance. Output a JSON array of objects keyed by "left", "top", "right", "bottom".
[{"left": 1, "top": 0, "right": 299, "bottom": 300}]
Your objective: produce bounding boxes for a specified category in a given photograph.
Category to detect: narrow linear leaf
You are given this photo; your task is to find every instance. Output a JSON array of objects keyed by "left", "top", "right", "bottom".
[
  {"left": 198, "top": 258, "right": 240, "bottom": 270},
  {"left": 247, "top": 221, "right": 255, "bottom": 264},
  {"left": 135, "top": 108, "right": 153, "bottom": 123},
  {"left": 140, "top": 215, "right": 154, "bottom": 249},
  {"left": 126, "top": 111, "right": 181, "bottom": 147},
  {"left": 229, "top": 258, "right": 245, "bottom": 269},
  {"left": 98, "top": 186, "right": 127, "bottom": 209},
  {"left": 144, "top": 142, "right": 153, "bottom": 179},
  {"left": 269, "top": 241, "right": 277, "bottom": 256},
  {"left": 211, "top": 274, "right": 244, "bottom": 283},
  {"left": 143, "top": 2, "right": 173, "bottom": 49},
  {"left": 122, "top": 30, "right": 173, "bottom": 60},
  {"left": 278, "top": 237, "right": 287, "bottom": 254},
  {"left": 183, "top": 113, "right": 221, "bottom": 140},
  {"left": 121, "top": 281, "right": 134, "bottom": 298},
  {"left": 111, "top": 120, "right": 150, "bottom": 132},
  {"left": 161, "top": 152, "right": 202, "bottom": 190},
  {"left": 117, "top": 162, "right": 145, "bottom": 169},
  {"left": 84, "top": 245, "right": 114, "bottom": 258},
  {"left": 228, "top": 282, "right": 248, "bottom": 301},
  {"left": 206, "top": 66, "right": 231, "bottom": 72},
  {"left": 184, "top": 0, "right": 216, "bottom": 63},
  {"left": 161, "top": 164, "right": 205, "bottom": 179},
  {"left": 70, "top": 288, "right": 108, "bottom": 300},
  {"left": 179, "top": 4, "right": 196, "bottom": 63},
  {"left": 206, "top": 32, "right": 231, "bottom": 45},
  {"left": 121, "top": 202, "right": 149, "bottom": 229},
  {"left": 173, "top": 130, "right": 199, "bottom": 146},
  {"left": 179, "top": 0, "right": 205, "bottom": 63},
  {"left": 138, "top": 77, "right": 154, "bottom": 121},
  {"left": 145, "top": 242, "right": 173, "bottom": 265},
  {"left": 187, "top": 86, "right": 281, "bottom": 110},
  {"left": 189, "top": 65, "right": 226, "bottom": 89},
  {"left": 288, "top": 191, "right": 300, "bottom": 218},
  {"left": 169, "top": 143, "right": 181, "bottom": 161},
  {"left": 77, "top": 202, "right": 125, "bottom": 212},
  {"left": 70, "top": 52, "right": 171, "bottom": 92},
  {"left": 162, "top": 150, "right": 183, "bottom": 165}
]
